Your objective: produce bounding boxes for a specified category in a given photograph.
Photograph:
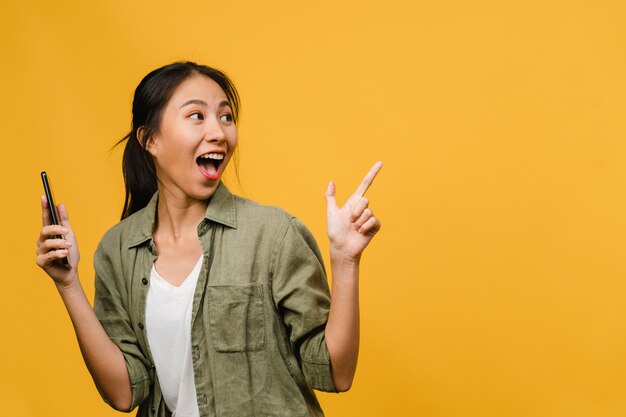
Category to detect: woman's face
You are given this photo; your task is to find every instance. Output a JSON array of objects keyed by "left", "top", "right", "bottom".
[{"left": 146, "top": 74, "right": 238, "bottom": 202}]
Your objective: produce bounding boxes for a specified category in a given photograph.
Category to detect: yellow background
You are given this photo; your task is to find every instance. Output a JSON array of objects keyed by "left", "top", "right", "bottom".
[{"left": 1, "top": 0, "right": 625, "bottom": 416}]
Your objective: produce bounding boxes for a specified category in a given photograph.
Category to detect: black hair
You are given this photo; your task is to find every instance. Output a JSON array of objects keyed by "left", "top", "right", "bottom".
[{"left": 116, "top": 61, "right": 240, "bottom": 220}]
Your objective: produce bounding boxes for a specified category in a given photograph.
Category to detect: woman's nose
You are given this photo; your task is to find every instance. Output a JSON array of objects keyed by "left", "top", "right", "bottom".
[{"left": 204, "top": 116, "right": 226, "bottom": 142}]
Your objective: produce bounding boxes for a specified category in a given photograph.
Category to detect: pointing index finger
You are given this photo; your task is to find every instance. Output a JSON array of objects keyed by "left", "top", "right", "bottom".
[{"left": 354, "top": 161, "right": 383, "bottom": 197}]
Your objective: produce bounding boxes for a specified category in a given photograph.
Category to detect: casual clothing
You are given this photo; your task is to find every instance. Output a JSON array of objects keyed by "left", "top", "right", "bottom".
[
  {"left": 146, "top": 256, "right": 203, "bottom": 417},
  {"left": 93, "top": 183, "right": 337, "bottom": 417}
]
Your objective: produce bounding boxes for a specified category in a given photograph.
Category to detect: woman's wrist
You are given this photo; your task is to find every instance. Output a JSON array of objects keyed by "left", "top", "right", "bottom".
[
  {"left": 330, "top": 245, "right": 362, "bottom": 266},
  {"left": 54, "top": 272, "right": 82, "bottom": 295},
  {"left": 329, "top": 247, "right": 361, "bottom": 287}
]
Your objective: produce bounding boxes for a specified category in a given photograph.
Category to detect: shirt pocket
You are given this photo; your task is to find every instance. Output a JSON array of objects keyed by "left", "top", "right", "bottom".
[{"left": 207, "top": 284, "right": 266, "bottom": 352}]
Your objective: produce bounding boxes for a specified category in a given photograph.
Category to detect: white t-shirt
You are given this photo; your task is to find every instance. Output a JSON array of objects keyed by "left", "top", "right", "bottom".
[{"left": 145, "top": 256, "right": 203, "bottom": 417}]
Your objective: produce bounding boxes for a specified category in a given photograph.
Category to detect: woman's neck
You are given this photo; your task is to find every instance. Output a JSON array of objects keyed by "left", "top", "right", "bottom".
[{"left": 154, "top": 187, "right": 209, "bottom": 241}]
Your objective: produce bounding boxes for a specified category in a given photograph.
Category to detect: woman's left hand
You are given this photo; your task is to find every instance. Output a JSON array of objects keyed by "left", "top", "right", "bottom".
[{"left": 325, "top": 161, "right": 382, "bottom": 261}]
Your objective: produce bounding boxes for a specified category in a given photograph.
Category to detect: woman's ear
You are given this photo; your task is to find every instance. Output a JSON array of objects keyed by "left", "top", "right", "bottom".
[{"left": 138, "top": 127, "right": 157, "bottom": 157}]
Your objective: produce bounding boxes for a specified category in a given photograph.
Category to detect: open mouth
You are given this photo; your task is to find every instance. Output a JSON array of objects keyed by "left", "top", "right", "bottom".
[{"left": 196, "top": 152, "right": 225, "bottom": 180}]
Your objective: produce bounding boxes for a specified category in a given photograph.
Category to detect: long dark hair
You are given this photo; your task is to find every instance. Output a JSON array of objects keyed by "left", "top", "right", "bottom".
[{"left": 116, "top": 62, "right": 240, "bottom": 220}]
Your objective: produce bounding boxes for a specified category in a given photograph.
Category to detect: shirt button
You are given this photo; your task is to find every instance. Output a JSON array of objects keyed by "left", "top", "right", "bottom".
[
  {"left": 151, "top": 406, "right": 155, "bottom": 413},
  {"left": 142, "top": 277, "right": 148, "bottom": 285},
  {"left": 138, "top": 322, "right": 144, "bottom": 330}
]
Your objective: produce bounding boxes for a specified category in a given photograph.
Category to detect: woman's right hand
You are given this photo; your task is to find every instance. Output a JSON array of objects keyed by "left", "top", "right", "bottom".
[
  {"left": 35, "top": 196, "right": 131, "bottom": 410},
  {"left": 36, "top": 195, "right": 81, "bottom": 287}
]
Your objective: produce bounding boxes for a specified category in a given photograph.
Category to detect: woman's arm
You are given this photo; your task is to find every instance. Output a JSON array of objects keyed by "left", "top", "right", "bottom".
[
  {"left": 36, "top": 197, "right": 132, "bottom": 411},
  {"left": 324, "top": 251, "right": 361, "bottom": 392},
  {"left": 324, "top": 162, "right": 382, "bottom": 392}
]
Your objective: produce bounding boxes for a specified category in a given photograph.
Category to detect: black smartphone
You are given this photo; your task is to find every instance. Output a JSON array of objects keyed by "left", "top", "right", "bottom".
[{"left": 41, "top": 171, "right": 71, "bottom": 268}]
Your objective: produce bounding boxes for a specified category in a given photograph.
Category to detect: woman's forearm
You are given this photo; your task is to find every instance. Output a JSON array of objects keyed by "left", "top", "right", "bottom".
[
  {"left": 323, "top": 162, "right": 382, "bottom": 391},
  {"left": 325, "top": 249, "right": 360, "bottom": 392},
  {"left": 55, "top": 274, "right": 132, "bottom": 411}
]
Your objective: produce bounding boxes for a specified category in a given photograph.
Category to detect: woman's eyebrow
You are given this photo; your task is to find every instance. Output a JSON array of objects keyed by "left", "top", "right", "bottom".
[
  {"left": 217, "top": 100, "right": 231, "bottom": 109},
  {"left": 180, "top": 99, "right": 207, "bottom": 108},
  {"left": 179, "top": 99, "right": 231, "bottom": 109}
]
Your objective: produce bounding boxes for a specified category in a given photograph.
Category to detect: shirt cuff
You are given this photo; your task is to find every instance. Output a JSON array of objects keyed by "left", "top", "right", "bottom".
[{"left": 300, "top": 331, "right": 338, "bottom": 393}]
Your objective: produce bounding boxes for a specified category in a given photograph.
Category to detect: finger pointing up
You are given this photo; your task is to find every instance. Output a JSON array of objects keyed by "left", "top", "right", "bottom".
[{"left": 353, "top": 161, "right": 383, "bottom": 197}]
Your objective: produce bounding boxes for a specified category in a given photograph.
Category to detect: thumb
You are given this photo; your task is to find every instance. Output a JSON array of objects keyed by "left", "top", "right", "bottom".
[
  {"left": 57, "top": 203, "right": 71, "bottom": 228},
  {"left": 325, "top": 180, "right": 338, "bottom": 210}
]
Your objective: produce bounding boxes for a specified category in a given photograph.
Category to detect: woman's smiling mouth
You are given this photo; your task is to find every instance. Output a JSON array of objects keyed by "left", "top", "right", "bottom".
[{"left": 196, "top": 152, "right": 225, "bottom": 180}]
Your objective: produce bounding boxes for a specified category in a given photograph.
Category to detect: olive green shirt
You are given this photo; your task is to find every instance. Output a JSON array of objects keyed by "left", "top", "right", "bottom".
[{"left": 93, "top": 183, "right": 336, "bottom": 417}]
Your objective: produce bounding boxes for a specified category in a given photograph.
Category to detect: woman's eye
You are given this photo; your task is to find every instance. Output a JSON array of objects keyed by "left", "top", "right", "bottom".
[
  {"left": 190, "top": 112, "right": 203, "bottom": 120},
  {"left": 220, "top": 114, "right": 233, "bottom": 122}
]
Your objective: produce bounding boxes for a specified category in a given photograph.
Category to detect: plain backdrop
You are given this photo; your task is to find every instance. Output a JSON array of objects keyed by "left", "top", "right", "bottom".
[{"left": 1, "top": 0, "right": 626, "bottom": 416}]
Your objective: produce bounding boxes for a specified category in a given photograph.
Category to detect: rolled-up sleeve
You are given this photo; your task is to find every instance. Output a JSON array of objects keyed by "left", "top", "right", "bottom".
[
  {"left": 93, "top": 245, "right": 152, "bottom": 410},
  {"left": 270, "top": 217, "right": 337, "bottom": 393}
]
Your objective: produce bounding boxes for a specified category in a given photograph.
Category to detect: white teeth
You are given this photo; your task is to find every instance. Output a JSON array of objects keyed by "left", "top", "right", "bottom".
[{"left": 200, "top": 153, "right": 224, "bottom": 160}]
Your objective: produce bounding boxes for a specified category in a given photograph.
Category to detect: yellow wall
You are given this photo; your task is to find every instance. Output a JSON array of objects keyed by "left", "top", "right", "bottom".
[{"left": 2, "top": 0, "right": 625, "bottom": 416}]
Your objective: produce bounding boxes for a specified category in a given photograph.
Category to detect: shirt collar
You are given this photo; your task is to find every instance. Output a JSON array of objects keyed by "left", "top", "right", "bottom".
[{"left": 128, "top": 182, "right": 237, "bottom": 248}]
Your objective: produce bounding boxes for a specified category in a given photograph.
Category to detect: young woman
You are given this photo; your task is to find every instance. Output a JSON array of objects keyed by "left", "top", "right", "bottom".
[{"left": 36, "top": 62, "right": 382, "bottom": 417}]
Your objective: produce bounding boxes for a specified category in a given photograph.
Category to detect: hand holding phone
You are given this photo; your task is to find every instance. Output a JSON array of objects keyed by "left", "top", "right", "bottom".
[{"left": 40, "top": 171, "right": 71, "bottom": 269}]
